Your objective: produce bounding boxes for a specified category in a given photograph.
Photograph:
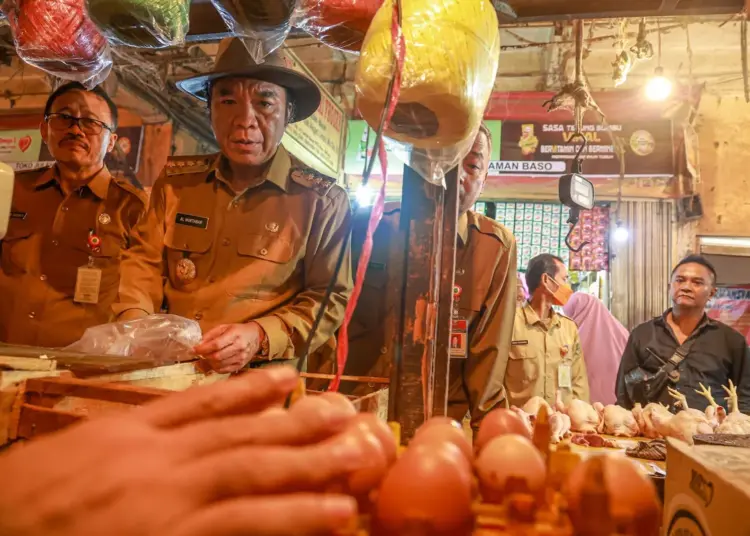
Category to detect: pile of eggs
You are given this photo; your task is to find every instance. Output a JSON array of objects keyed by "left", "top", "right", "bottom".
[{"left": 314, "top": 393, "right": 661, "bottom": 535}]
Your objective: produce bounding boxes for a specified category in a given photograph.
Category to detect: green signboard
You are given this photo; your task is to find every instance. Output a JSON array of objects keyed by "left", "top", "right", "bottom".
[{"left": 344, "top": 120, "right": 502, "bottom": 176}]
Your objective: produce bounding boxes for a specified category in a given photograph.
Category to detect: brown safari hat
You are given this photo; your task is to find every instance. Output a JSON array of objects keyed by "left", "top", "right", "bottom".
[{"left": 176, "top": 38, "right": 321, "bottom": 122}]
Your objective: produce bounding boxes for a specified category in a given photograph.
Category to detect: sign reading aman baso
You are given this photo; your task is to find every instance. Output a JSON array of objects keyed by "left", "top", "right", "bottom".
[{"left": 278, "top": 48, "right": 346, "bottom": 180}]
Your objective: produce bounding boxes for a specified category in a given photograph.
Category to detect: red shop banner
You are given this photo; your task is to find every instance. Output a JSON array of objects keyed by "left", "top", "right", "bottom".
[{"left": 707, "top": 287, "right": 750, "bottom": 344}]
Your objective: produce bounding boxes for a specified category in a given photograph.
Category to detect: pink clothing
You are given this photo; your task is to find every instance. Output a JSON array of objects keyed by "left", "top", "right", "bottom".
[{"left": 563, "top": 292, "right": 629, "bottom": 405}]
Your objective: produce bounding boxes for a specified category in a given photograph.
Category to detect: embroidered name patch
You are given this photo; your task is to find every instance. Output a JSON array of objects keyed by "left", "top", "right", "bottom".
[
  {"left": 10, "top": 211, "right": 27, "bottom": 220},
  {"left": 512, "top": 340, "right": 529, "bottom": 346},
  {"left": 175, "top": 213, "right": 209, "bottom": 229}
]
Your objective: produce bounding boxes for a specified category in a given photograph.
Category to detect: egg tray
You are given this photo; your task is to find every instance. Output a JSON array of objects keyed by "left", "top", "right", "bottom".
[{"left": 338, "top": 492, "right": 576, "bottom": 535}]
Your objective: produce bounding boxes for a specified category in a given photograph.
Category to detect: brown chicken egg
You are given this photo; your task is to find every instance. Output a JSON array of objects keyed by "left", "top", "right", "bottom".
[
  {"left": 411, "top": 419, "right": 473, "bottom": 461},
  {"left": 474, "top": 434, "right": 546, "bottom": 504},
  {"left": 475, "top": 408, "right": 532, "bottom": 453},
  {"left": 318, "top": 391, "right": 358, "bottom": 416},
  {"left": 374, "top": 442, "right": 474, "bottom": 534},
  {"left": 565, "top": 455, "right": 661, "bottom": 536}
]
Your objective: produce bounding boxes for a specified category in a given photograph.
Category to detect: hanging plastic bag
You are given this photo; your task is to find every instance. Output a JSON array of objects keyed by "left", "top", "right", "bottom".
[
  {"left": 355, "top": 0, "right": 500, "bottom": 184},
  {"left": 86, "top": 0, "right": 191, "bottom": 49},
  {"left": 293, "top": 0, "right": 383, "bottom": 53},
  {"left": 210, "top": 0, "right": 296, "bottom": 62},
  {"left": 3, "top": 0, "right": 112, "bottom": 87},
  {"left": 65, "top": 314, "right": 202, "bottom": 364}
]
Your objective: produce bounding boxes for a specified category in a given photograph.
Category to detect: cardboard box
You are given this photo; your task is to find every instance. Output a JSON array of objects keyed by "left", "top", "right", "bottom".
[{"left": 664, "top": 438, "right": 750, "bottom": 536}]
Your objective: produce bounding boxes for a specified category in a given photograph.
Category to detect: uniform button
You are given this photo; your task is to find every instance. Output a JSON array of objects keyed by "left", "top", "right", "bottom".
[
  {"left": 52, "top": 239, "right": 59, "bottom": 246},
  {"left": 61, "top": 206, "right": 68, "bottom": 212},
  {"left": 380, "top": 347, "right": 388, "bottom": 354},
  {"left": 222, "top": 238, "right": 231, "bottom": 246},
  {"left": 208, "top": 276, "right": 215, "bottom": 283},
  {"left": 194, "top": 312, "right": 203, "bottom": 321},
  {"left": 40, "top": 275, "right": 47, "bottom": 281},
  {"left": 28, "top": 312, "right": 36, "bottom": 319},
  {"left": 259, "top": 248, "right": 268, "bottom": 256}
]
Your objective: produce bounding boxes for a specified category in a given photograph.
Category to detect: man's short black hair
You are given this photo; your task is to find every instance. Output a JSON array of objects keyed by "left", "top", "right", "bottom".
[
  {"left": 526, "top": 254, "right": 565, "bottom": 295},
  {"left": 44, "top": 82, "right": 119, "bottom": 131},
  {"left": 672, "top": 254, "right": 717, "bottom": 285}
]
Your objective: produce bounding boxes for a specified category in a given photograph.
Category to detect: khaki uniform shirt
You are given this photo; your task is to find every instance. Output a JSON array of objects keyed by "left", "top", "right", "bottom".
[
  {"left": 344, "top": 207, "right": 517, "bottom": 429},
  {"left": 506, "top": 303, "right": 590, "bottom": 408},
  {"left": 0, "top": 166, "right": 149, "bottom": 347},
  {"left": 115, "top": 146, "right": 352, "bottom": 362}
]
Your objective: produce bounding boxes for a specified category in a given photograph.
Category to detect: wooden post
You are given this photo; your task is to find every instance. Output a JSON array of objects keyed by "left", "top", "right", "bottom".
[
  {"left": 389, "top": 165, "right": 458, "bottom": 440},
  {"left": 432, "top": 170, "right": 459, "bottom": 416}
]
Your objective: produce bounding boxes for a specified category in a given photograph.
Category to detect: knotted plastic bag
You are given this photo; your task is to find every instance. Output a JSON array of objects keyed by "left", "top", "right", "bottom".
[
  {"left": 3, "top": 0, "right": 112, "bottom": 87},
  {"left": 355, "top": 0, "right": 500, "bottom": 183},
  {"left": 293, "top": 0, "right": 383, "bottom": 53},
  {"left": 65, "top": 314, "right": 202, "bottom": 364},
  {"left": 210, "top": 0, "right": 296, "bottom": 62},
  {"left": 86, "top": 0, "right": 191, "bottom": 48}
]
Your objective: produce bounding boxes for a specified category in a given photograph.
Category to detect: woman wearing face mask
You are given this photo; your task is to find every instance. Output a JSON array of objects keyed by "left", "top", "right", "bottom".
[{"left": 504, "top": 254, "right": 590, "bottom": 408}]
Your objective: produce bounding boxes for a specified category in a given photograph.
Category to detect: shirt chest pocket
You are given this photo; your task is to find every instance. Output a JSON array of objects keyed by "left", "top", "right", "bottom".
[
  {"left": 1, "top": 221, "right": 34, "bottom": 275},
  {"left": 164, "top": 223, "right": 214, "bottom": 289},
  {"left": 233, "top": 232, "right": 300, "bottom": 299},
  {"left": 507, "top": 346, "right": 541, "bottom": 389}
]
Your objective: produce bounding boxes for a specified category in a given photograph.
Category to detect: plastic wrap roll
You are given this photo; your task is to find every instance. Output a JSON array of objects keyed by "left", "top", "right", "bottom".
[
  {"left": 211, "top": 0, "right": 296, "bottom": 62},
  {"left": 86, "top": 0, "right": 191, "bottom": 48},
  {"left": 294, "top": 0, "right": 383, "bottom": 53},
  {"left": 355, "top": 0, "right": 500, "bottom": 182},
  {"left": 4, "top": 0, "right": 112, "bottom": 87}
]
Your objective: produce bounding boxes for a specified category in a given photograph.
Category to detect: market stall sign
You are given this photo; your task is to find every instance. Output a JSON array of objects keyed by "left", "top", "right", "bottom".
[
  {"left": 707, "top": 286, "right": 750, "bottom": 345},
  {"left": 491, "top": 120, "right": 674, "bottom": 178},
  {"left": 344, "top": 120, "right": 502, "bottom": 176},
  {"left": 279, "top": 48, "right": 346, "bottom": 180},
  {"left": 0, "top": 129, "right": 46, "bottom": 170}
]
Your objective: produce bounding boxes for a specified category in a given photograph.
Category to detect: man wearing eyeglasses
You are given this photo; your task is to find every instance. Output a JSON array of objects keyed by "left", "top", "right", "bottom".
[{"left": 0, "top": 82, "right": 149, "bottom": 347}]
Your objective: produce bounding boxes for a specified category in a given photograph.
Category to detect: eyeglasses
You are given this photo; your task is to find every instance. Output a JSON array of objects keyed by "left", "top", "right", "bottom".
[{"left": 45, "top": 113, "right": 114, "bottom": 135}]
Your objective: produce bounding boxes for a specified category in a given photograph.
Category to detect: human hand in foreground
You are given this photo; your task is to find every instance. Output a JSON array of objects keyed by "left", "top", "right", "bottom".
[
  {"left": 0, "top": 367, "right": 363, "bottom": 536},
  {"left": 194, "top": 322, "right": 266, "bottom": 373}
]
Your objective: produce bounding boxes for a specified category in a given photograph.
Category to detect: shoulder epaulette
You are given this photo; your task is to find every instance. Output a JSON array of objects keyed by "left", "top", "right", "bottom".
[
  {"left": 14, "top": 166, "right": 52, "bottom": 181},
  {"left": 165, "top": 155, "right": 215, "bottom": 177},
  {"left": 471, "top": 212, "right": 512, "bottom": 247},
  {"left": 290, "top": 166, "right": 336, "bottom": 196}
]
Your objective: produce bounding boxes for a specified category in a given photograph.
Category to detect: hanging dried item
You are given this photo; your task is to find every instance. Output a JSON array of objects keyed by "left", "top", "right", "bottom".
[
  {"left": 211, "top": 0, "right": 296, "bottom": 61},
  {"left": 612, "top": 50, "right": 632, "bottom": 87},
  {"left": 3, "top": 0, "right": 112, "bottom": 86},
  {"left": 86, "top": 0, "right": 191, "bottom": 48},
  {"left": 629, "top": 18, "right": 654, "bottom": 61},
  {"left": 294, "top": 0, "right": 383, "bottom": 53},
  {"left": 543, "top": 80, "right": 604, "bottom": 120}
]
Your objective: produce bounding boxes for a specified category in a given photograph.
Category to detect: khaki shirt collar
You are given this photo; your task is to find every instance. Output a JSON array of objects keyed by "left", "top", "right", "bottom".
[
  {"left": 458, "top": 212, "right": 470, "bottom": 245},
  {"left": 211, "top": 145, "right": 292, "bottom": 193},
  {"left": 522, "top": 302, "right": 561, "bottom": 329},
  {"left": 33, "top": 165, "right": 112, "bottom": 200}
]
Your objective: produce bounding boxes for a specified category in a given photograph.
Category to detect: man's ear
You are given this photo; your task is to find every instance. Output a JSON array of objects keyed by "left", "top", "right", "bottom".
[
  {"left": 709, "top": 285, "right": 718, "bottom": 300},
  {"left": 105, "top": 133, "right": 118, "bottom": 154}
]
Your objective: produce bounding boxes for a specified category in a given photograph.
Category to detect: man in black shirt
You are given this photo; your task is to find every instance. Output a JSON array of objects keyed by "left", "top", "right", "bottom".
[{"left": 616, "top": 255, "right": 750, "bottom": 412}]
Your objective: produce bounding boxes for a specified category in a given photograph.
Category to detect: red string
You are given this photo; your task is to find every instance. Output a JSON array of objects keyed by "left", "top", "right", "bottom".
[{"left": 329, "top": 1, "right": 405, "bottom": 392}]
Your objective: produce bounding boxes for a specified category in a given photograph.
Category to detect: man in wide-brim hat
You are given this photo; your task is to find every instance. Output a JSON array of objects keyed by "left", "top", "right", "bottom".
[{"left": 115, "top": 38, "right": 352, "bottom": 373}]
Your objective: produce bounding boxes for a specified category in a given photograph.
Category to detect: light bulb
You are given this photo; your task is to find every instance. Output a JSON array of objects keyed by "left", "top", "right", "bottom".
[
  {"left": 614, "top": 225, "right": 629, "bottom": 243},
  {"left": 355, "top": 184, "right": 374, "bottom": 207},
  {"left": 645, "top": 68, "right": 672, "bottom": 101}
]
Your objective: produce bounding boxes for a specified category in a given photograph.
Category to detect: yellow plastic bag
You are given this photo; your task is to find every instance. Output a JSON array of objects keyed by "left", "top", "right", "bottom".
[{"left": 355, "top": 0, "right": 500, "bottom": 182}]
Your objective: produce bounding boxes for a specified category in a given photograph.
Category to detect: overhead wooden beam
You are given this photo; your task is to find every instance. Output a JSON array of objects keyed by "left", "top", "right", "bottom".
[{"left": 508, "top": 0, "right": 742, "bottom": 20}]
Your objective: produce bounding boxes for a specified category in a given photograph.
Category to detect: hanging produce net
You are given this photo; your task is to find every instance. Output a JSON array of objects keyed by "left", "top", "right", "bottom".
[
  {"left": 355, "top": 0, "right": 500, "bottom": 184},
  {"left": 210, "top": 0, "right": 296, "bottom": 62},
  {"left": 86, "top": 0, "right": 191, "bottom": 49},
  {"left": 293, "top": 0, "right": 383, "bottom": 53},
  {"left": 3, "top": 0, "right": 112, "bottom": 87}
]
